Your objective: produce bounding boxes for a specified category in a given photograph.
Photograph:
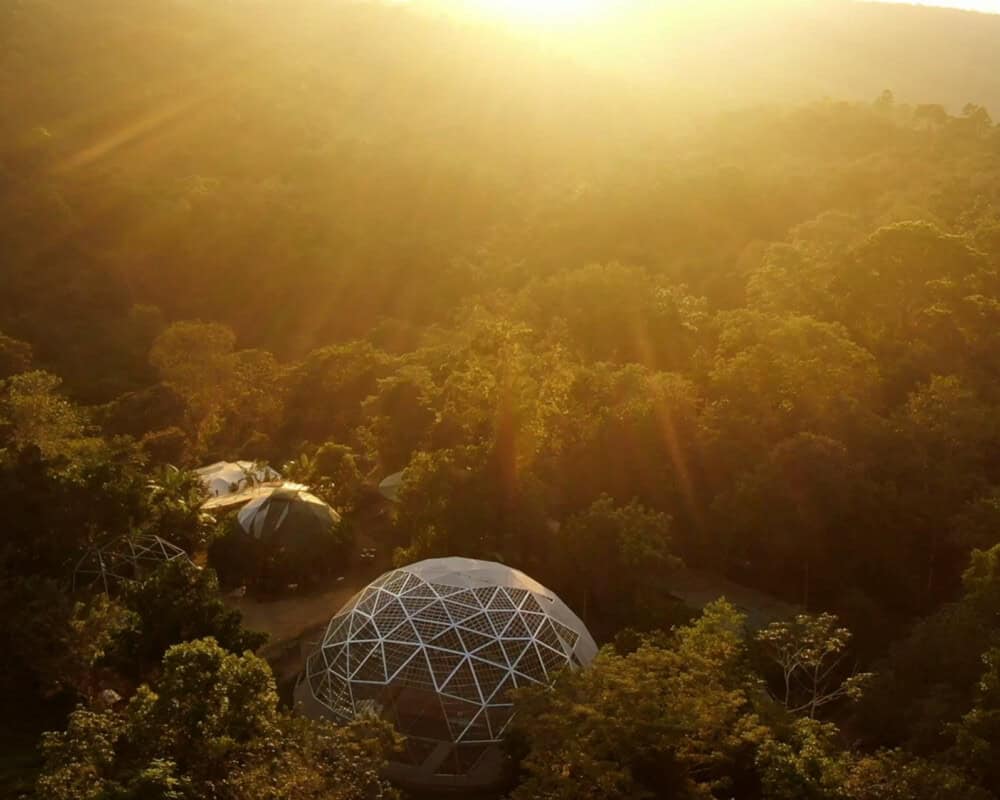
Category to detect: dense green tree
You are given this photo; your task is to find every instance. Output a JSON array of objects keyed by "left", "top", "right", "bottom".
[
  {"left": 705, "top": 312, "right": 878, "bottom": 461},
  {"left": 0, "top": 370, "right": 94, "bottom": 459},
  {"left": 955, "top": 646, "right": 1000, "bottom": 793},
  {"left": 357, "top": 365, "right": 438, "bottom": 472},
  {"left": 0, "top": 331, "right": 33, "bottom": 379},
  {"left": 755, "top": 613, "right": 871, "bottom": 719},
  {"left": 556, "top": 495, "right": 679, "bottom": 630},
  {"left": 283, "top": 442, "right": 365, "bottom": 513},
  {"left": 391, "top": 445, "right": 549, "bottom": 569},
  {"left": 509, "top": 601, "right": 769, "bottom": 800},
  {"left": 0, "top": 574, "right": 134, "bottom": 700},
  {"left": 37, "top": 638, "right": 399, "bottom": 800},
  {"left": 712, "top": 434, "right": 872, "bottom": 607},
  {"left": 856, "top": 544, "right": 1000, "bottom": 754},
  {"left": 833, "top": 223, "right": 992, "bottom": 396},
  {"left": 280, "top": 342, "right": 392, "bottom": 451},
  {"left": 843, "top": 749, "right": 992, "bottom": 800},
  {"left": 116, "top": 561, "right": 266, "bottom": 674}
]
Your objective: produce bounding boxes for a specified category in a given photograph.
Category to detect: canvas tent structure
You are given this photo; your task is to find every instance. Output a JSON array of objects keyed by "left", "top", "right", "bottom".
[
  {"left": 212, "top": 485, "right": 348, "bottom": 591},
  {"left": 73, "top": 534, "right": 191, "bottom": 595},
  {"left": 237, "top": 486, "right": 342, "bottom": 542},
  {"left": 294, "top": 557, "right": 597, "bottom": 790},
  {"left": 378, "top": 470, "right": 406, "bottom": 503},
  {"left": 202, "top": 481, "right": 306, "bottom": 512},
  {"left": 195, "top": 461, "right": 280, "bottom": 498}
]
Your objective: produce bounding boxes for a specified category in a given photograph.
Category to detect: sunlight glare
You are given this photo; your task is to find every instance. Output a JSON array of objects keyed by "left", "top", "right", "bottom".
[{"left": 472, "top": 0, "right": 611, "bottom": 26}]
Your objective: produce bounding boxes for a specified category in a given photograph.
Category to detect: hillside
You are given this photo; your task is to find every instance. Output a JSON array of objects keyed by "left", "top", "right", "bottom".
[
  {"left": 5, "top": 1, "right": 1000, "bottom": 798},
  {"left": 3, "top": 0, "right": 1000, "bottom": 398}
]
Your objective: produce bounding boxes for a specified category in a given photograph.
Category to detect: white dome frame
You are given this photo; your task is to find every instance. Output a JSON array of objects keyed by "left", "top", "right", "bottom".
[
  {"left": 295, "top": 557, "right": 596, "bottom": 787},
  {"left": 72, "top": 534, "right": 190, "bottom": 595}
]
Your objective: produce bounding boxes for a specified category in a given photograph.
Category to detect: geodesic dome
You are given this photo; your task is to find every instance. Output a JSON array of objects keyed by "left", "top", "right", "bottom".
[
  {"left": 73, "top": 534, "right": 191, "bottom": 594},
  {"left": 294, "top": 557, "right": 597, "bottom": 789}
]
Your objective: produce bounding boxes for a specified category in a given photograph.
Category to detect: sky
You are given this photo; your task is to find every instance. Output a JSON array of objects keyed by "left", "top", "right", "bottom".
[{"left": 880, "top": 0, "right": 1000, "bottom": 10}]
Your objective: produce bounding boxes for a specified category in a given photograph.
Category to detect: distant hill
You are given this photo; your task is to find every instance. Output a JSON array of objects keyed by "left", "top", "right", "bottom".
[
  {"left": 422, "top": 0, "right": 1000, "bottom": 112},
  {"left": 657, "top": 1, "right": 1000, "bottom": 112},
  {"left": 2, "top": 0, "right": 1000, "bottom": 395}
]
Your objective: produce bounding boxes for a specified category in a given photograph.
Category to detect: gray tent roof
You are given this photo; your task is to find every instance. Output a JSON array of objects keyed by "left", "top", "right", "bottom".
[{"left": 237, "top": 486, "right": 341, "bottom": 543}]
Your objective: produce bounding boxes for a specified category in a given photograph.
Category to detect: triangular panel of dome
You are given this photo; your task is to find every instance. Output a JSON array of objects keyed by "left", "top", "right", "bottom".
[
  {"left": 513, "top": 643, "right": 546, "bottom": 682},
  {"left": 412, "top": 618, "right": 451, "bottom": 643},
  {"left": 472, "top": 640, "right": 508, "bottom": 667},
  {"left": 504, "top": 614, "right": 531, "bottom": 639},
  {"left": 485, "top": 609, "right": 516, "bottom": 635},
  {"left": 473, "top": 586, "right": 497, "bottom": 607},
  {"left": 458, "top": 611, "right": 495, "bottom": 635},
  {"left": 412, "top": 601, "right": 453, "bottom": 625},
  {"left": 486, "top": 673, "right": 515, "bottom": 704},
  {"left": 536, "top": 642, "right": 570, "bottom": 676},
  {"left": 373, "top": 602, "right": 407, "bottom": 636},
  {"left": 352, "top": 650, "right": 387, "bottom": 683},
  {"left": 457, "top": 707, "right": 493, "bottom": 743},
  {"left": 469, "top": 657, "right": 509, "bottom": 701},
  {"left": 521, "top": 594, "right": 545, "bottom": 614},
  {"left": 350, "top": 619, "right": 380, "bottom": 642},
  {"left": 383, "top": 642, "right": 420, "bottom": 679},
  {"left": 382, "top": 571, "right": 410, "bottom": 593},
  {"left": 440, "top": 599, "right": 479, "bottom": 624},
  {"left": 394, "top": 649, "right": 435, "bottom": 688},
  {"left": 401, "top": 580, "right": 438, "bottom": 599},
  {"left": 536, "top": 618, "right": 565, "bottom": 652},
  {"left": 399, "top": 593, "right": 436, "bottom": 616},
  {"left": 383, "top": 618, "right": 420, "bottom": 644},
  {"left": 521, "top": 611, "right": 547, "bottom": 635},
  {"left": 441, "top": 658, "right": 480, "bottom": 702},
  {"left": 551, "top": 620, "right": 581, "bottom": 650},
  {"left": 347, "top": 640, "right": 379, "bottom": 673},
  {"left": 375, "top": 589, "right": 400, "bottom": 612},
  {"left": 485, "top": 704, "right": 515, "bottom": 738},
  {"left": 487, "top": 588, "right": 517, "bottom": 610},
  {"left": 425, "top": 647, "right": 466, "bottom": 688},
  {"left": 457, "top": 627, "right": 495, "bottom": 652},
  {"left": 500, "top": 638, "right": 531, "bottom": 668},
  {"left": 428, "top": 627, "right": 465, "bottom": 653}
]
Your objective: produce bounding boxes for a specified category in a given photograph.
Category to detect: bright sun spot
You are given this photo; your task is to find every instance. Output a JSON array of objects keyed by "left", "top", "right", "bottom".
[{"left": 472, "top": 0, "right": 610, "bottom": 26}]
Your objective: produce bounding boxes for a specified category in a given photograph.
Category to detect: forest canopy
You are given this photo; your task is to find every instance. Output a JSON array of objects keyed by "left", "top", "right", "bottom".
[{"left": 5, "top": 0, "right": 1000, "bottom": 798}]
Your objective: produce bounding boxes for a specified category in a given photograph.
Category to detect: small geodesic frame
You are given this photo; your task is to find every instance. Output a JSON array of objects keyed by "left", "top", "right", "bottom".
[
  {"left": 295, "top": 557, "right": 597, "bottom": 788},
  {"left": 73, "top": 534, "right": 191, "bottom": 594}
]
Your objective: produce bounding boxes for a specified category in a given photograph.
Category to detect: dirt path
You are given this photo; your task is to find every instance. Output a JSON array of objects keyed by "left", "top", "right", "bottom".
[{"left": 227, "top": 582, "right": 360, "bottom": 645}]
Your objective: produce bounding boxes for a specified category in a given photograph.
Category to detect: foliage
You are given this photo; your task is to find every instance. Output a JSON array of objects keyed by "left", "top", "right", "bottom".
[
  {"left": 955, "top": 647, "right": 1000, "bottom": 794},
  {"left": 282, "top": 443, "right": 364, "bottom": 513},
  {"left": 509, "top": 601, "right": 769, "bottom": 800},
  {"left": 9, "top": 1, "right": 1000, "bottom": 795},
  {"left": 0, "top": 574, "right": 135, "bottom": 700},
  {"left": 142, "top": 465, "right": 209, "bottom": 552},
  {"left": 37, "top": 638, "right": 399, "bottom": 800},
  {"left": 115, "top": 560, "right": 266, "bottom": 674},
  {"left": 0, "top": 331, "right": 33, "bottom": 380},
  {"left": 756, "top": 613, "right": 871, "bottom": 718},
  {"left": 0, "top": 371, "right": 94, "bottom": 459},
  {"left": 556, "top": 494, "right": 680, "bottom": 630}
]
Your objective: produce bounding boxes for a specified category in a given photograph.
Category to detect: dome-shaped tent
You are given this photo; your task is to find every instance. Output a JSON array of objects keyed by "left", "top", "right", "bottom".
[
  {"left": 73, "top": 534, "right": 191, "bottom": 595},
  {"left": 294, "top": 557, "right": 597, "bottom": 790},
  {"left": 378, "top": 470, "right": 405, "bottom": 503},
  {"left": 214, "top": 486, "right": 347, "bottom": 590},
  {"left": 195, "top": 461, "right": 280, "bottom": 498},
  {"left": 237, "top": 486, "right": 341, "bottom": 542}
]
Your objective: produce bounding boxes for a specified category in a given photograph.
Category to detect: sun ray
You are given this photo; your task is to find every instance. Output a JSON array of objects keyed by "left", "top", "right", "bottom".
[{"left": 468, "top": 0, "right": 611, "bottom": 26}]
